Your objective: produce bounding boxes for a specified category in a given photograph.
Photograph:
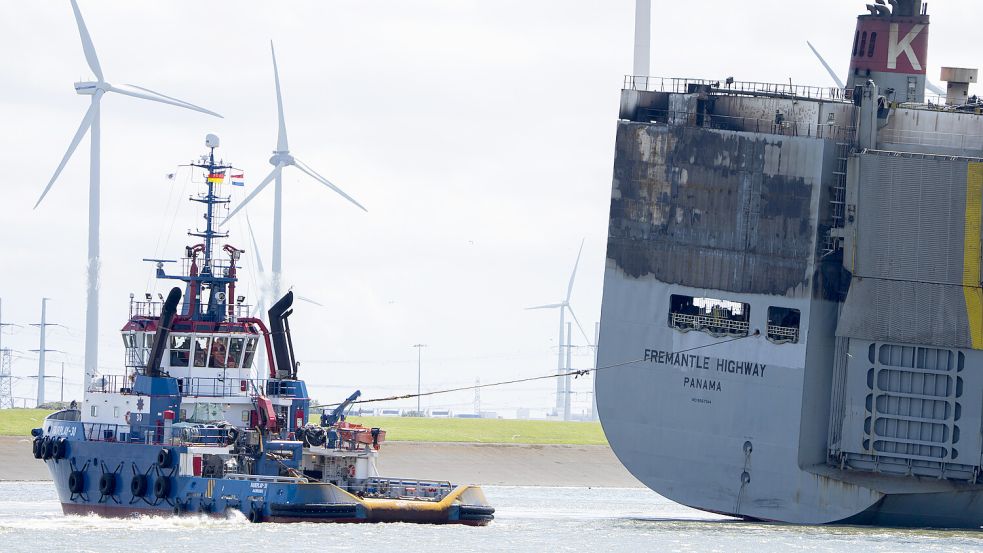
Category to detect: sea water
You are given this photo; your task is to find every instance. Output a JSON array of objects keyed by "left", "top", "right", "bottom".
[{"left": 0, "top": 482, "right": 981, "bottom": 552}]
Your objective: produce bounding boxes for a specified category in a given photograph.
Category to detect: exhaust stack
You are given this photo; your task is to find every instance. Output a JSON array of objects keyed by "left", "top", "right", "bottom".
[
  {"left": 146, "top": 287, "right": 182, "bottom": 378},
  {"left": 848, "top": 0, "right": 930, "bottom": 103},
  {"left": 267, "top": 292, "right": 295, "bottom": 380}
]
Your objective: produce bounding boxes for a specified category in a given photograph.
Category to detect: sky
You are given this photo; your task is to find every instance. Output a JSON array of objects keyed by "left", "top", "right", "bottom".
[{"left": 0, "top": 0, "right": 979, "bottom": 416}]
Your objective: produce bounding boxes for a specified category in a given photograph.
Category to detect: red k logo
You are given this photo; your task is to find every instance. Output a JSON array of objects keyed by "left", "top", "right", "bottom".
[{"left": 888, "top": 23, "right": 925, "bottom": 71}]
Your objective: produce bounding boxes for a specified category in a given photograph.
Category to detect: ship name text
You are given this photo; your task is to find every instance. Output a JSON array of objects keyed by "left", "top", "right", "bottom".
[{"left": 642, "top": 349, "right": 766, "bottom": 378}]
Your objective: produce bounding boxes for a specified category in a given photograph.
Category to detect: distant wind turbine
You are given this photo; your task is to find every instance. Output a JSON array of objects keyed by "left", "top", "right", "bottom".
[
  {"left": 34, "top": 0, "right": 222, "bottom": 392},
  {"left": 222, "top": 41, "right": 367, "bottom": 303},
  {"left": 806, "top": 41, "right": 845, "bottom": 89},
  {"left": 527, "top": 240, "right": 592, "bottom": 419}
]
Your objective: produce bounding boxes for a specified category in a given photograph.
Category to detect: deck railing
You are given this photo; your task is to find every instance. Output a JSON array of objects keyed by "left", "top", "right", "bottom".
[
  {"left": 88, "top": 375, "right": 298, "bottom": 399},
  {"left": 766, "top": 325, "right": 800, "bottom": 344},
  {"left": 669, "top": 312, "right": 750, "bottom": 337},
  {"left": 625, "top": 75, "right": 848, "bottom": 102}
]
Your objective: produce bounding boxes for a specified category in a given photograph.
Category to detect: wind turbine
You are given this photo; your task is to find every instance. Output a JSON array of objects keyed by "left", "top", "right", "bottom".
[
  {"left": 34, "top": 0, "right": 222, "bottom": 393},
  {"left": 527, "top": 240, "right": 593, "bottom": 420},
  {"left": 222, "top": 42, "right": 367, "bottom": 303}
]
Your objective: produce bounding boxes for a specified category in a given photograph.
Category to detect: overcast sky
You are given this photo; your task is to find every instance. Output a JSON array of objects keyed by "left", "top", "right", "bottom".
[{"left": 0, "top": 1, "right": 978, "bottom": 415}]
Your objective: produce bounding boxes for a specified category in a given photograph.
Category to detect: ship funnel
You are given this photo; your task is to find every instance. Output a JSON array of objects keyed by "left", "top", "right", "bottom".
[
  {"left": 848, "top": 0, "right": 929, "bottom": 103},
  {"left": 267, "top": 291, "right": 295, "bottom": 380},
  {"left": 146, "top": 287, "right": 182, "bottom": 378}
]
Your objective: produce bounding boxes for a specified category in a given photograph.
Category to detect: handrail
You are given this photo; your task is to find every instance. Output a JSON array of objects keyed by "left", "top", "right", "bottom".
[
  {"left": 625, "top": 75, "right": 848, "bottom": 102},
  {"left": 669, "top": 312, "right": 749, "bottom": 337},
  {"left": 87, "top": 375, "right": 298, "bottom": 399}
]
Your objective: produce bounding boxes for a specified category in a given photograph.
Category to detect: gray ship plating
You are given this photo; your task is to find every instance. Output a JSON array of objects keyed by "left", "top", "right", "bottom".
[{"left": 596, "top": 0, "right": 983, "bottom": 527}]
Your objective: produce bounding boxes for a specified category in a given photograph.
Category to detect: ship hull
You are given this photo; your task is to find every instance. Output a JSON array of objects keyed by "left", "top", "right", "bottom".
[
  {"left": 596, "top": 98, "right": 983, "bottom": 529},
  {"left": 38, "top": 419, "right": 492, "bottom": 526}
]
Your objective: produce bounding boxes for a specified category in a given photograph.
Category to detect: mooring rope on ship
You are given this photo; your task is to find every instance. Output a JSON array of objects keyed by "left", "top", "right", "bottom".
[{"left": 310, "top": 331, "right": 759, "bottom": 409}]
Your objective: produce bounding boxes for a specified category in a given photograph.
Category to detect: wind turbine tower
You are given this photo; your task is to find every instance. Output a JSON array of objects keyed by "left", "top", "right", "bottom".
[
  {"left": 634, "top": 0, "right": 652, "bottom": 87},
  {"left": 527, "top": 240, "right": 592, "bottom": 420},
  {"left": 34, "top": 0, "right": 221, "bottom": 393},
  {"left": 223, "top": 42, "right": 367, "bottom": 304}
]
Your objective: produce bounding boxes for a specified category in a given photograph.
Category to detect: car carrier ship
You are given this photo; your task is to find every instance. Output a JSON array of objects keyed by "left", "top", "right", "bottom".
[
  {"left": 30, "top": 136, "right": 494, "bottom": 525},
  {"left": 595, "top": 0, "right": 983, "bottom": 528}
]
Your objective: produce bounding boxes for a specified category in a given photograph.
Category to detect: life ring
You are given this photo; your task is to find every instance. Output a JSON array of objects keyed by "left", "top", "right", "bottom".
[
  {"left": 130, "top": 474, "right": 148, "bottom": 497},
  {"left": 68, "top": 470, "right": 85, "bottom": 494},
  {"left": 157, "top": 448, "right": 173, "bottom": 469},
  {"left": 348, "top": 464, "right": 356, "bottom": 478},
  {"left": 99, "top": 473, "right": 116, "bottom": 496},
  {"left": 124, "top": 411, "right": 131, "bottom": 425},
  {"left": 153, "top": 476, "right": 172, "bottom": 499}
]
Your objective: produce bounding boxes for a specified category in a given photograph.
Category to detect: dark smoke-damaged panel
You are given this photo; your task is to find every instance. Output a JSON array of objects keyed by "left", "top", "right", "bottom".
[{"left": 608, "top": 122, "right": 822, "bottom": 295}]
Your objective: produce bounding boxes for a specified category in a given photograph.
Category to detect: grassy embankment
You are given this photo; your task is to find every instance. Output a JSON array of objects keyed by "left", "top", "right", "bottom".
[
  {"left": 0, "top": 409, "right": 608, "bottom": 446},
  {"left": 0, "top": 409, "right": 51, "bottom": 436}
]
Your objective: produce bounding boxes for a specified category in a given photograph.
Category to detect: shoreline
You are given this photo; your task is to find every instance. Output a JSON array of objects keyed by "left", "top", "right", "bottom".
[{"left": 0, "top": 436, "right": 642, "bottom": 488}]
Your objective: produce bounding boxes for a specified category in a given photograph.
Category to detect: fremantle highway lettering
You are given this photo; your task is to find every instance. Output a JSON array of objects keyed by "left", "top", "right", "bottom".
[{"left": 642, "top": 348, "right": 767, "bottom": 393}]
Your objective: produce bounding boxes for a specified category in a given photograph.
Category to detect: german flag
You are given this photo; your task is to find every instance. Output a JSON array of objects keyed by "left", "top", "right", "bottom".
[{"left": 206, "top": 171, "right": 225, "bottom": 183}]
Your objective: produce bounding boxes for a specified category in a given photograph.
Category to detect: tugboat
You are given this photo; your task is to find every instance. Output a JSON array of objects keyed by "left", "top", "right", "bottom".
[{"left": 30, "top": 135, "right": 494, "bottom": 525}]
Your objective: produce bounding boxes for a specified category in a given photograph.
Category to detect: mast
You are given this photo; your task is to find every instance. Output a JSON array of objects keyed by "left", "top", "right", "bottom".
[{"left": 149, "top": 135, "right": 242, "bottom": 324}]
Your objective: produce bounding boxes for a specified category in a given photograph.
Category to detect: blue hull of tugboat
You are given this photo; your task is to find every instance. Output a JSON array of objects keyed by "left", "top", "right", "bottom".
[{"left": 38, "top": 419, "right": 491, "bottom": 525}]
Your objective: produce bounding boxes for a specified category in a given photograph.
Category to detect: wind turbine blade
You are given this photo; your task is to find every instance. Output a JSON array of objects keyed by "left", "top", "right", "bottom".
[
  {"left": 121, "top": 84, "right": 223, "bottom": 118},
  {"left": 34, "top": 102, "right": 97, "bottom": 209},
  {"left": 271, "top": 41, "right": 288, "bottom": 152},
  {"left": 526, "top": 303, "right": 564, "bottom": 310},
  {"left": 244, "top": 211, "right": 266, "bottom": 275},
  {"left": 292, "top": 157, "right": 368, "bottom": 212},
  {"left": 108, "top": 85, "right": 223, "bottom": 118},
  {"left": 222, "top": 164, "right": 282, "bottom": 225},
  {"left": 70, "top": 0, "right": 103, "bottom": 82},
  {"left": 806, "top": 41, "right": 845, "bottom": 89},
  {"left": 296, "top": 295, "right": 324, "bottom": 307},
  {"left": 926, "top": 80, "right": 946, "bottom": 96},
  {"left": 565, "top": 239, "right": 585, "bottom": 303},
  {"left": 565, "top": 305, "right": 593, "bottom": 346}
]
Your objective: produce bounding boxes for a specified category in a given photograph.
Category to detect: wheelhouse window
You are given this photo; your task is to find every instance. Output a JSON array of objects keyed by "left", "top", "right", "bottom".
[
  {"left": 669, "top": 295, "right": 750, "bottom": 337},
  {"left": 210, "top": 337, "right": 229, "bottom": 368},
  {"left": 767, "top": 307, "right": 800, "bottom": 344},
  {"left": 242, "top": 338, "right": 258, "bottom": 368},
  {"left": 170, "top": 335, "right": 191, "bottom": 367},
  {"left": 193, "top": 337, "right": 211, "bottom": 368},
  {"left": 228, "top": 338, "right": 245, "bottom": 368}
]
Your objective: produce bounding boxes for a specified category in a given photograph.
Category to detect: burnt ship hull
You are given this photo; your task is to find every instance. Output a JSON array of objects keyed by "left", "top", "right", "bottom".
[{"left": 596, "top": 60, "right": 983, "bottom": 526}]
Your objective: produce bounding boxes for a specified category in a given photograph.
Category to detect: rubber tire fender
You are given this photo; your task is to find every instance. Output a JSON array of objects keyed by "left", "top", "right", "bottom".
[
  {"left": 53, "top": 437, "right": 68, "bottom": 460},
  {"left": 153, "top": 476, "right": 171, "bottom": 499},
  {"left": 99, "top": 473, "right": 116, "bottom": 496},
  {"left": 68, "top": 470, "right": 85, "bottom": 494},
  {"left": 130, "top": 474, "right": 149, "bottom": 497},
  {"left": 157, "top": 448, "right": 173, "bottom": 469},
  {"left": 41, "top": 437, "right": 54, "bottom": 460},
  {"left": 249, "top": 506, "right": 263, "bottom": 523},
  {"left": 32, "top": 437, "right": 43, "bottom": 459}
]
